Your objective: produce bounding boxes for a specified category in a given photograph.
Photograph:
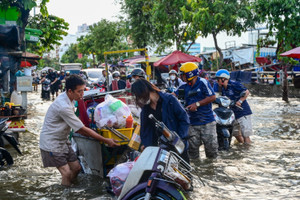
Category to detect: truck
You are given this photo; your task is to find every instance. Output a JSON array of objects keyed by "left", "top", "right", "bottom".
[{"left": 60, "top": 63, "right": 82, "bottom": 74}]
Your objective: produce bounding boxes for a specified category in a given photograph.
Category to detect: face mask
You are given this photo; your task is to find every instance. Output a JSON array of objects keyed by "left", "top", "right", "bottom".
[
  {"left": 145, "top": 99, "right": 150, "bottom": 105},
  {"left": 137, "top": 98, "right": 151, "bottom": 107},
  {"left": 170, "top": 75, "right": 176, "bottom": 80},
  {"left": 131, "top": 78, "right": 136, "bottom": 83}
]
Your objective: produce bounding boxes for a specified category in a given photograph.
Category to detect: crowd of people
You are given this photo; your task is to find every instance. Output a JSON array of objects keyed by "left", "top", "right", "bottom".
[{"left": 38, "top": 63, "right": 253, "bottom": 186}]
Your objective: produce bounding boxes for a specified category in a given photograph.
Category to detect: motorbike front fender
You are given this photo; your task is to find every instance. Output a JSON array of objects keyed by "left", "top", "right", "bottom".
[
  {"left": 221, "top": 128, "right": 230, "bottom": 138},
  {"left": 120, "top": 181, "right": 186, "bottom": 200}
]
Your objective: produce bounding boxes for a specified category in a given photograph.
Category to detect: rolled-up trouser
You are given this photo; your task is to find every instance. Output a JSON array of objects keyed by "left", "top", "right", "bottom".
[
  {"left": 188, "top": 121, "right": 218, "bottom": 159},
  {"left": 232, "top": 115, "right": 253, "bottom": 137}
]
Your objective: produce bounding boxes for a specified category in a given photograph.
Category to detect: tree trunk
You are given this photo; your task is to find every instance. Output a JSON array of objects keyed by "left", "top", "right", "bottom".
[
  {"left": 282, "top": 65, "right": 289, "bottom": 102},
  {"left": 212, "top": 32, "right": 223, "bottom": 70},
  {"left": 92, "top": 54, "right": 96, "bottom": 67}
]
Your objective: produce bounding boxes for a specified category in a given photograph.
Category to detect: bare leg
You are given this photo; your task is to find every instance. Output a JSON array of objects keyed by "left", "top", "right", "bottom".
[
  {"left": 57, "top": 164, "right": 72, "bottom": 186},
  {"left": 68, "top": 160, "right": 81, "bottom": 183},
  {"left": 235, "top": 135, "right": 244, "bottom": 143},
  {"left": 244, "top": 137, "right": 251, "bottom": 144},
  {"left": 57, "top": 161, "right": 81, "bottom": 186}
]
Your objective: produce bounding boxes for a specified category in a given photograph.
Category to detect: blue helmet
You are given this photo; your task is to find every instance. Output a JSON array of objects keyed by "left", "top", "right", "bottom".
[{"left": 215, "top": 69, "right": 230, "bottom": 79}]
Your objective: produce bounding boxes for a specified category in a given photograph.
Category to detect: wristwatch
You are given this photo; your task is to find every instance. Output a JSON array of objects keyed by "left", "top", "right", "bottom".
[
  {"left": 196, "top": 101, "right": 201, "bottom": 107},
  {"left": 238, "top": 100, "right": 243, "bottom": 104}
]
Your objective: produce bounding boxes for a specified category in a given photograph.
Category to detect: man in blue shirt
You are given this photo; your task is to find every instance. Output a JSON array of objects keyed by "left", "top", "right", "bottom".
[
  {"left": 215, "top": 69, "right": 253, "bottom": 144},
  {"left": 175, "top": 62, "right": 218, "bottom": 159}
]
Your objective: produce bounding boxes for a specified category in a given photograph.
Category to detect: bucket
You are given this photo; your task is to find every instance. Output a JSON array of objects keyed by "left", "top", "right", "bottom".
[{"left": 24, "top": 68, "right": 32, "bottom": 76}]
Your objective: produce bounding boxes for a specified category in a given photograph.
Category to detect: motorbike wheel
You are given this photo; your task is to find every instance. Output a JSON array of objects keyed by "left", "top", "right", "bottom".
[
  {"left": 129, "top": 190, "right": 174, "bottom": 200},
  {"left": 0, "top": 147, "right": 14, "bottom": 167}
]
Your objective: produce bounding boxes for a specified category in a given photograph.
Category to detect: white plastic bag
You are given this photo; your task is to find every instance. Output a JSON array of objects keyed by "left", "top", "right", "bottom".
[
  {"left": 107, "top": 161, "right": 135, "bottom": 196},
  {"left": 94, "top": 94, "right": 131, "bottom": 129}
]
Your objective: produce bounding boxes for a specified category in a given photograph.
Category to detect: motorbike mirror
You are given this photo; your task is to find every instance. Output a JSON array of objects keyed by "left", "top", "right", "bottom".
[
  {"left": 240, "top": 91, "right": 246, "bottom": 97},
  {"left": 177, "top": 88, "right": 185, "bottom": 100}
]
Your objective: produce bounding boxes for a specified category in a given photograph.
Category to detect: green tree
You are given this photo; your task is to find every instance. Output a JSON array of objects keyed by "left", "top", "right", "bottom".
[
  {"left": 254, "top": 0, "right": 300, "bottom": 54},
  {"left": 254, "top": 0, "right": 300, "bottom": 102},
  {"left": 119, "top": 0, "right": 157, "bottom": 51},
  {"left": 187, "top": 0, "right": 255, "bottom": 68},
  {"left": 151, "top": 0, "right": 198, "bottom": 53},
  {"left": 77, "top": 19, "right": 131, "bottom": 65},
  {"left": 61, "top": 43, "right": 92, "bottom": 68},
  {"left": 60, "top": 43, "right": 79, "bottom": 63},
  {"left": 38, "top": 57, "right": 60, "bottom": 70},
  {"left": 26, "top": 14, "right": 69, "bottom": 55},
  {"left": 0, "top": 0, "right": 49, "bottom": 46}
]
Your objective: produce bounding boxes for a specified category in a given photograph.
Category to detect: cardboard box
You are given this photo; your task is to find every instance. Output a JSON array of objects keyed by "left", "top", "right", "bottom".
[{"left": 128, "top": 124, "right": 141, "bottom": 150}]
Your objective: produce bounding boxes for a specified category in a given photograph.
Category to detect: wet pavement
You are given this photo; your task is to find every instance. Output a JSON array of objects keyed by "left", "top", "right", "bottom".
[{"left": 0, "top": 90, "right": 299, "bottom": 200}]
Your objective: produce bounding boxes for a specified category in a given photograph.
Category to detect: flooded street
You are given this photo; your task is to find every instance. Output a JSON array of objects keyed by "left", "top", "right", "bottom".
[{"left": 0, "top": 90, "right": 299, "bottom": 200}]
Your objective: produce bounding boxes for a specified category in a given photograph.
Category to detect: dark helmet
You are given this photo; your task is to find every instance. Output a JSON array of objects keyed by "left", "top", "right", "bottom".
[
  {"left": 112, "top": 71, "right": 121, "bottom": 78},
  {"left": 131, "top": 68, "right": 145, "bottom": 78}
]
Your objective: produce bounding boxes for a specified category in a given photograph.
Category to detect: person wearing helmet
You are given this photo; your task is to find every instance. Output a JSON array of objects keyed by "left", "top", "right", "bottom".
[
  {"left": 175, "top": 62, "right": 218, "bottom": 159},
  {"left": 167, "top": 69, "right": 184, "bottom": 89},
  {"left": 110, "top": 71, "right": 126, "bottom": 91},
  {"left": 40, "top": 68, "right": 59, "bottom": 100},
  {"left": 131, "top": 79, "right": 190, "bottom": 163},
  {"left": 130, "top": 68, "right": 145, "bottom": 82},
  {"left": 215, "top": 69, "right": 253, "bottom": 144}
]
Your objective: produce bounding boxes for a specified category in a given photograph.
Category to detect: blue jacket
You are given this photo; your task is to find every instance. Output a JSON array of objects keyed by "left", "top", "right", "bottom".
[
  {"left": 140, "top": 92, "right": 190, "bottom": 149},
  {"left": 221, "top": 80, "right": 252, "bottom": 119}
]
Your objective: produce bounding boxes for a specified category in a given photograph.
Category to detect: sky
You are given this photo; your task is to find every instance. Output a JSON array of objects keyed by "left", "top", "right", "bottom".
[{"left": 46, "top": 0, "right": 121, "bottom": 34}]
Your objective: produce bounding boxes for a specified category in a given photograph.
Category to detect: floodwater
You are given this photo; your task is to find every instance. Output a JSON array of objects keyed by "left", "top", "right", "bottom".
[{"left": 0, "top": 90, "right": 299, "bottom": 200}]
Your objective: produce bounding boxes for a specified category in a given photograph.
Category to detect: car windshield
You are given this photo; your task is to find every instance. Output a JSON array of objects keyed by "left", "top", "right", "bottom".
[{"left": 87, "top": 70, "right": 102, "bottom": 78}]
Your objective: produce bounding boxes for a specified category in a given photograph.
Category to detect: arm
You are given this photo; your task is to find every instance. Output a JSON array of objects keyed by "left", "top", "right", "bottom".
[
  {"left": 171, "top": 97, "right": 190, "bottom": 140},
  {"left": 186, "top": 79, "right": 216, "bottom": 112},
  {"left": 186, "top": 95, "right": 216, "bottom": 112},
  {"left": 39, "top": 77, "right": 45, "bottom": 83},
  {"left": 51, "top": 77, "right": 58, "bottom": 85},
  {"left": 236, "top": 89, "right": 250, "bottom": 107},
  {"left": 76, "top": 126, "right": 119, "bottom": 147}
]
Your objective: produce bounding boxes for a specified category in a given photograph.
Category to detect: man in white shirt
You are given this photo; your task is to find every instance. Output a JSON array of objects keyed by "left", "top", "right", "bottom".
[
  {"left": 39, "top": 74, "right": 119, "bottom": 186},
  {"left": 94, "top": 69, "right": 112, "bottom": 87}
]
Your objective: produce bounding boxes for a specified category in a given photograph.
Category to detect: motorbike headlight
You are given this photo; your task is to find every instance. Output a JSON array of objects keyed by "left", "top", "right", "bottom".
[
  {"left": 220, "top": 97, "right": 231, "bottom": 107},
  {"left": 174, "top": 138, "right": 185, "bottom": 155}
]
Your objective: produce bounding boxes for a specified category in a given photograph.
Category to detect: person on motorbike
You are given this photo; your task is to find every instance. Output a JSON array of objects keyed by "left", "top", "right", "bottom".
[
  {"left": 215, "top": 69, "right": 253, "bottom": 144},
  {"left": 40, "top": 69, "right": 59, "bottom": 100},
  {"left": 166, "top": 69, "right": 184, "bottom": 91},
  {"left": 109, "top": 71, "right": 126, "bottom": 91},
  {"left": 175, "top": 62, "right": 218, "bottom": 159},
  {"left": 131, "top": 79, "right": 190, "bottom": 163},
  {"left": 130, "top": 68, "right": 146, "bottom": 82},
  {"left": 39, "top": 74, "right": 119, "bottom": 187}
]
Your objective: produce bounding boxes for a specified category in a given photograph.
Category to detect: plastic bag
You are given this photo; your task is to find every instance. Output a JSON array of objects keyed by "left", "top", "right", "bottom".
[
  {"left": 94, "top": 94, "right": 131, "bottom": 128},
  {"left": 107, "top": 161, "right": 135, "bottom": 196}
]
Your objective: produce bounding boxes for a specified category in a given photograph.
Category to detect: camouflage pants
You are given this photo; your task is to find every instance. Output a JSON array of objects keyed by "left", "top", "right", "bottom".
[{"left": 188, "top": 121, "right": 218, "bottom": 159}]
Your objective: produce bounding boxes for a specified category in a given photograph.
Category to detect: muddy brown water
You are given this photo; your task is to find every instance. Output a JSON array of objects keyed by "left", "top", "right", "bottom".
[{"left": 0, "top": 91, "right": 299, "bottom": 200}]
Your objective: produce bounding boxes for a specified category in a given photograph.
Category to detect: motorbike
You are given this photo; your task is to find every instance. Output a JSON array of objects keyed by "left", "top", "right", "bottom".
[
  {"left": 116, "top": 114, "right": 194, "bottom": 200},
  {"left": 0, "top": 118, "right": 22, "bottom": 167},
  {"left": 41, "top": 78, "right": 51, "bottom": 100},
  {"left": 86, "top": 81, "right": 106, "bottom": 92},
  {"left": 213, "top": 96, "right": 235, "bottom": 151},
  {"left": 213, "top": 92, "right": 245, "bottom": 151}
]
